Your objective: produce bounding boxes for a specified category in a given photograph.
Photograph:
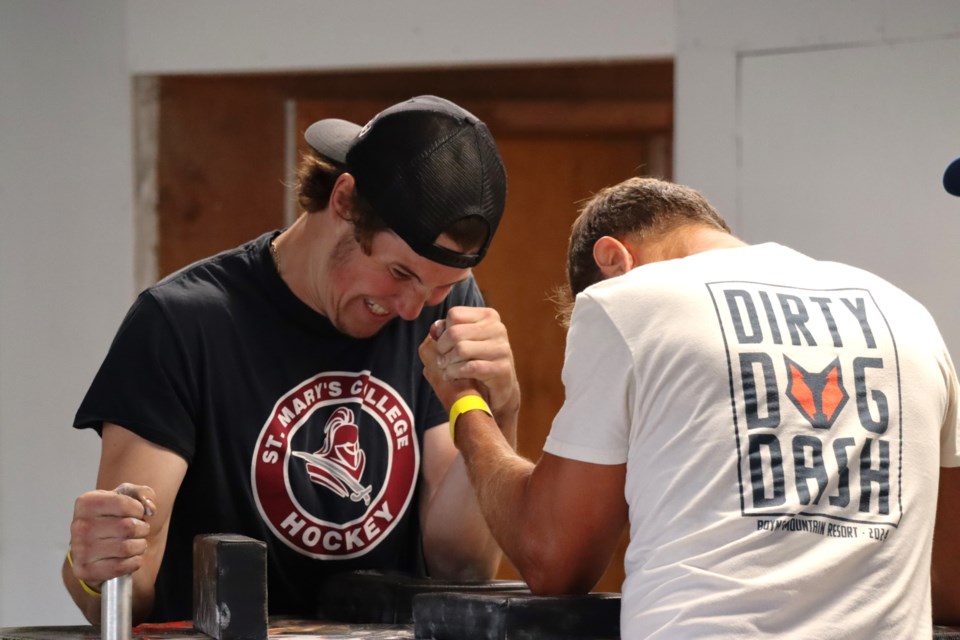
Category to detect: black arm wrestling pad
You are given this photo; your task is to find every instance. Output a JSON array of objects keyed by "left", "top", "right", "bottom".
[
  {"left": 316, "top": 571, "right": 529, "bottom": 624},
  {"left": 412, "top": 591, "right": 621, "bottom": 640},
  {"left": 193, "top": 534, "right": 268, "bottom": 640}
]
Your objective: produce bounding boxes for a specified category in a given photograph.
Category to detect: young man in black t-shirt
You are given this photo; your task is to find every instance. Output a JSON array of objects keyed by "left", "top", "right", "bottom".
[{"left": 63, "top": 96, "right": 521, "bottom": 623}]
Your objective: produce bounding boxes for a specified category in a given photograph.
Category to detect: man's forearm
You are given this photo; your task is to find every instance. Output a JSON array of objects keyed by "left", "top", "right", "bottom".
[
  {"left": 454, "top": 409, "right": 620, "bottom": 595},
  {"left": 421, "top": 453, "right": 503, "bottom": 580},
  {"left": 452, "top": 410, "right": 550, "bottom": 588}
]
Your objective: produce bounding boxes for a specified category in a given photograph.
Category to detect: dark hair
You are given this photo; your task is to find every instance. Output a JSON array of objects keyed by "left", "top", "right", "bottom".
[
  {"left": 566, "top": 177, "right": 729, "bottom": 298},
  {"left": 552, "top": 178, "right": 730, "bottom": 325},
  {"left": 296, "top": 153, "right": 384, "bottom": 252},
  {"left": 296, "top": 152, "right": 488, "bottom": 257}
]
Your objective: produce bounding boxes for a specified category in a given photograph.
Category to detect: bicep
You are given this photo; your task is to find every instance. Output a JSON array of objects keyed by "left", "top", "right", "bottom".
[
  {"left": 525, "top": 453, "right": 628, "bottom": 592},
  {"left": 99, "top": 423, "right": 188, "bottom": 501}
]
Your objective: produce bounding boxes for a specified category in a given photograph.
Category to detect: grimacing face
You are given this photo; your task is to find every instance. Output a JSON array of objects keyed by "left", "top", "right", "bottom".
[{"left": 314, "top": 228, "right": 472, "bottom": 338}]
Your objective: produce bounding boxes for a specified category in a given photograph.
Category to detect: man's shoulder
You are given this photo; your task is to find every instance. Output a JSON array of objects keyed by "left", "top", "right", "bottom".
[{"left": 148, "top": 234, "right": 270, "bottom": 308}]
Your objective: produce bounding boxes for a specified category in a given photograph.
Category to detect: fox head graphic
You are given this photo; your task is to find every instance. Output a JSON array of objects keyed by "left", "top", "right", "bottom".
[{"left": 784, "top": 356, "right": 849, "bottom": 430}]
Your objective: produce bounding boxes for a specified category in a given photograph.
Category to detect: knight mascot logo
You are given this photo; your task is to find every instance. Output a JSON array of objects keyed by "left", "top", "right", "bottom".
[
  {"left": 252, "top": 371, "right": 419, "bottom": 559},
  {"left": 293, "top": 407, "right": 373, "bottom": 506}
]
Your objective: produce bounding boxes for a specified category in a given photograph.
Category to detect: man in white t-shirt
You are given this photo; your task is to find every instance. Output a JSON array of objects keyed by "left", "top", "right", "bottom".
[{"left": 420, "top": 176, "right": 960, "bottom": 638}]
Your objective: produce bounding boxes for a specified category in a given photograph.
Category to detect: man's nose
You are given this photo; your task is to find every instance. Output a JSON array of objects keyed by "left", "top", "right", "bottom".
[{"left": 395, "top": 286, "right": 429, "bottom": 321}]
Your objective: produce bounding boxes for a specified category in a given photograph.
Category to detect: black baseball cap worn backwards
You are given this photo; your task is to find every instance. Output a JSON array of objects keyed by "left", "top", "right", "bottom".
[{"left": 304, "top": 96, "right": 507, "bottom": 268}]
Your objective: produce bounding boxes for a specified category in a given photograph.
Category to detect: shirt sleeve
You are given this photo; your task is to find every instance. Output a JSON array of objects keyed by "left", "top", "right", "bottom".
[
  {"left": 73, "top": 291, "right": 198, "bottom": 462},
  {"left": 543, "top": 293, "right": 633, "bottom": 465}
]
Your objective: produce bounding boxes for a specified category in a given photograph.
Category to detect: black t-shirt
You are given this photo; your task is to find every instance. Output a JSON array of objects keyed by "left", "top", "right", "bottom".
[{"left": 74, "top": 231, "right": 484, "bottom": 621}]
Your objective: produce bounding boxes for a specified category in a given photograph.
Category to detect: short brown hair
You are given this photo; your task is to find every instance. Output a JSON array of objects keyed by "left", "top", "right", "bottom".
[
  {"left": 565, "top": 177, "right": 729, "bottom": 299},
  {"left": 296, "top": 152, "right": 489, "bottom": 257},
  {"left": 567, "top": 178, "right": 730, "bottom": 296},
  {"left": 552, "top": 178, "right": 728, "bottom": 326},
  {"left": 296, "top": 153, "right": 384, "bottom": 252}
]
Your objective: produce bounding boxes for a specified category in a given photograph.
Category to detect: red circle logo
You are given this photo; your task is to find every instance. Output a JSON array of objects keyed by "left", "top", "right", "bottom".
[{"left": 252, "top": 371, "right": 419, "bottom": 559}]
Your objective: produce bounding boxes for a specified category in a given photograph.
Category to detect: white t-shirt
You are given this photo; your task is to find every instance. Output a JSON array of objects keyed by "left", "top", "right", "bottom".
[{"left": 544, "top": 243, "right": 960, "bottom": 639}]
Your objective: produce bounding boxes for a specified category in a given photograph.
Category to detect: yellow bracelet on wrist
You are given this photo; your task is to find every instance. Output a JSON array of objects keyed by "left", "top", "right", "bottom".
[
  {"left": 448, "top": 394, "right": 492, "bottom": 443},
  {"left": 66, "top": 550, "right": 102, "bottom": 598}
]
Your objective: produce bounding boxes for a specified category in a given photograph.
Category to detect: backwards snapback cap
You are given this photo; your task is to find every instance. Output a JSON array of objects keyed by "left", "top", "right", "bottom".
[
  {"left": 304, "top": 96, "right": 507, "bottom": 268},
  {"left": 944, "top": 156, "right": 960, "bottom": 197}
]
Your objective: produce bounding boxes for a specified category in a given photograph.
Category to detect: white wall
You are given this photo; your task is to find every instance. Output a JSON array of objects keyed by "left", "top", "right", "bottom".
[
  {"left": 124, "top": 0, "right": 675, "bottom": 74},
  {"left": 0, "top": 0, "right": 132, "bottom": 626},
  {"left": 0, "top": 0, "right": 675, "bottom": 627},
  {"left": 675, "top": 0, "right": 960, "bottom": 358}
]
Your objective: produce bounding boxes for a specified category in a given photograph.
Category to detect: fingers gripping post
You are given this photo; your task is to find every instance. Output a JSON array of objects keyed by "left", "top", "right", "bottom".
[{"left": 101, "top": 484, "right": 151, "bottom": 640}]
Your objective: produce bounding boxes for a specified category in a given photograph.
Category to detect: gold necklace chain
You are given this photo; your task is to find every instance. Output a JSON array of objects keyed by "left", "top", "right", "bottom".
[{"left": 269, "top": 238, "right": 282, "bottom": 276}]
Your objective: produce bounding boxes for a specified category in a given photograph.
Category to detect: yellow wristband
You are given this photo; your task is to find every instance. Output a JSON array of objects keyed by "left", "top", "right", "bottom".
[
  {"left": 66, "top": 550, "right": 102, "bottom": 598},
  {"left": 448, "top": 394, "right": 492, "bottom": 443}
]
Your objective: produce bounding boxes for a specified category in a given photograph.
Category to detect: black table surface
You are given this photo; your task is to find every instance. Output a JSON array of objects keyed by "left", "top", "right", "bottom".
[{"left": 2, "top": 620, "right": 958, "bottom": 639}]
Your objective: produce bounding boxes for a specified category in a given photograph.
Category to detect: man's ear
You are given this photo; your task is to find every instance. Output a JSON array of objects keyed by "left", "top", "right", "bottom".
[
  {"left": 593, "top": 236, "right": 635, "bottom": 281},
  {"left": 330, "top": 173, "right": 356, "bottom": 221}
]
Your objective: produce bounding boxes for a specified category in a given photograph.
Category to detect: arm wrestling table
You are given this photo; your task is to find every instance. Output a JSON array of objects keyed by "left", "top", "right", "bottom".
[
  {"left": 4, "top": 621, "right": 960, "bottom": 640},
  {"left": 5, "top": 535, "right": 958, "bottom": 639}
]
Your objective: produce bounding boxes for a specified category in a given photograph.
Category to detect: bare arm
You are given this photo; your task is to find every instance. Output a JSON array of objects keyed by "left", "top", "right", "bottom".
[
  {"left": 416, "top": 306, "right": 519, "bottom": 579},
  {"left": 452, "top": 408, "right": 628, "bottom": 594},
  {"left": 420, "top": 321, "right": 628, "bottom": 592},
  {"left": 63, "top": 423, "right": 187, "bottom": 624},
  {"left": 933, "top": 465, "right": 960, "bottom": 625},
  {"left": 418, "top": 424, "right": 502, "bottom": 579}
]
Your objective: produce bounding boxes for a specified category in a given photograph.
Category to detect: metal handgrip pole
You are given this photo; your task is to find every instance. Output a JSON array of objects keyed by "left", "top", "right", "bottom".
[{"left": 102, "top": 574, "right": 132, "bottom": 640}]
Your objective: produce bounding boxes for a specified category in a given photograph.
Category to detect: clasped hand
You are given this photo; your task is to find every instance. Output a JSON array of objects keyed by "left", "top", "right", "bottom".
[{"left": 418, "top": 306, "right": 520, "bottom": 429}]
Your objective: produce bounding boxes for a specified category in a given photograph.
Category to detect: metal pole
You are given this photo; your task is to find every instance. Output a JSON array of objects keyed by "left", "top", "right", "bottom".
[{"left": 101, "top": 574, "right": 132, "bottom": 640}]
